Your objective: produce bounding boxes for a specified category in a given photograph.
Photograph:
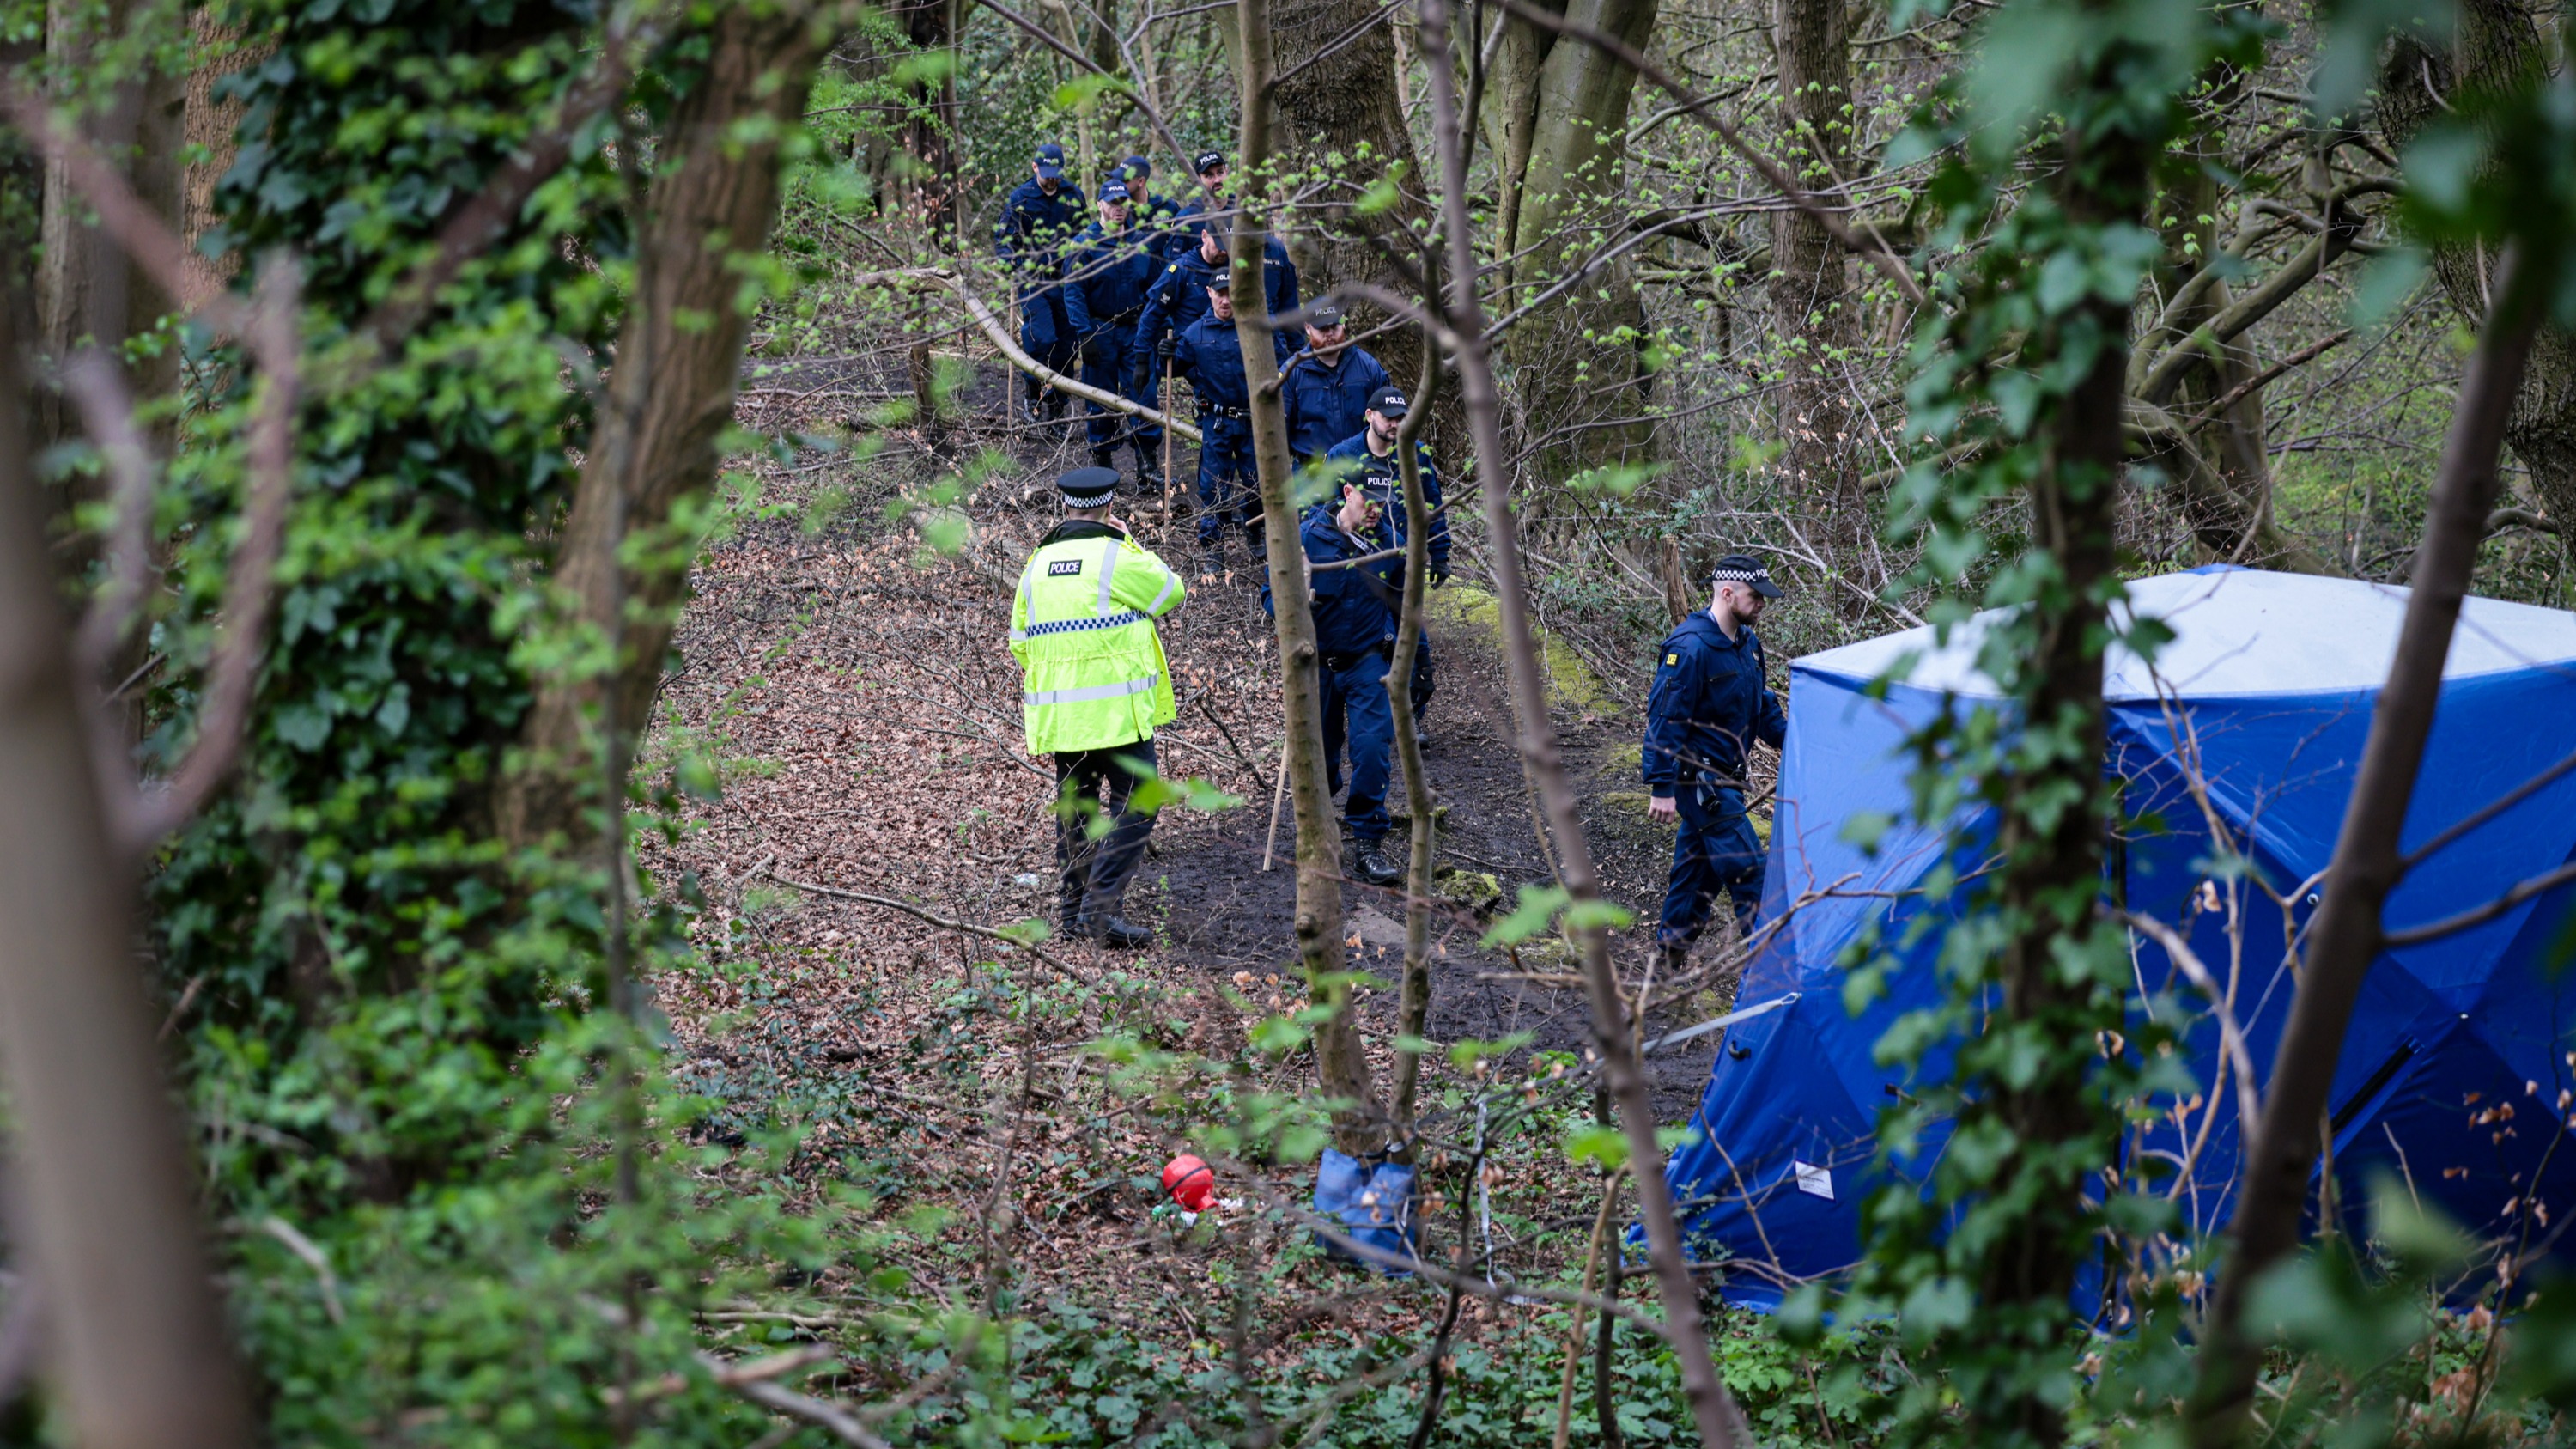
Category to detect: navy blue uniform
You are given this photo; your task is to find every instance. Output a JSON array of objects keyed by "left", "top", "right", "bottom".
[
  {"left": 1321, "top": 429, "right": 1450, "bottom": 724},
  {"left": 1070, "top": 218, "right": 1165, "bottom": 459},
  {"left": 1263, "top": 508, "right": 1401, "bottom": 845},
  {"left": 994, "top": 177, "right": 1091, "bottom": 414},
  {"left": 1643, "top": 612, "right": 1787, "bottom": 945},
  {"left": 1129, "top": 237, "right": 1301, "bottom": 374},
  {"left": 1283, "top": 346, "right": 1394, "bottom": 464},
  {"left": 1170, "top": 311, "right": 1290, "bottom": 553}
]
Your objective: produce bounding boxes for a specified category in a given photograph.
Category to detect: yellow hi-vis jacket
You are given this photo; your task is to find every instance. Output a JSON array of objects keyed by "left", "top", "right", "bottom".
[{"left": 1010, "top": 520, "right": 1187, "bottom": 754}]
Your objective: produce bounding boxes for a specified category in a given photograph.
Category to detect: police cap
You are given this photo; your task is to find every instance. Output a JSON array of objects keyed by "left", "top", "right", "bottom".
[
  {"left": 1710, "top": 553, "right": 1783, "bottom": 599},
  {"left": 1058, "top": 466, "right": 1121, "bottom": 508}
]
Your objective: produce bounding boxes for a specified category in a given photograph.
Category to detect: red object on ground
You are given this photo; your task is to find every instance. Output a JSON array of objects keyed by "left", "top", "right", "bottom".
[{"left": 1162, "top": 1154, "right": 1217, "bottom": 1211}]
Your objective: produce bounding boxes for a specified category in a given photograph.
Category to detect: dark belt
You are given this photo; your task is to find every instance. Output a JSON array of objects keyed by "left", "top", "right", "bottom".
[
  {"left": 1201, "top": 405, "right": 1250, "bottom": 421},
  {"left": 1318, "top": 643, "right": 1391, "bottom": 672}
]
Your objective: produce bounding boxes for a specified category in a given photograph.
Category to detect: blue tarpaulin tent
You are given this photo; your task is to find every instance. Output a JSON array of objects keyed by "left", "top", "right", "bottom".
[{"left": 1662, "top": 567, "right": 2576, "bottom": 1308}]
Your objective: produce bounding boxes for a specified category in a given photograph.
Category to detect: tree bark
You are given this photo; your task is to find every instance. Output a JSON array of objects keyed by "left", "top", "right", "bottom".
[
  {"left": 1270, "top": 0, "right": 1437, "bottom": 408},
  {"left": 0, "top": 271, "right": 257, "bottom": 1449},
  {"left": 2377, "top": 0, "right": 2575, "bottom": 554},
  {"left": 502, "top": 3, "right": 833, "bottom": 852},
  {"left": 1770, "top": 0, "right": 1858, "bottom": 579},
  {"left": 1482, "top": 0, "right": 1662, "bottom": 485},
  {"left": 1421, "top": 0, "right": 1745, "bottom": 1441},
  {"left": 1386, "top": 346, "right": 1438, "bottom": 1133},
  {"left": 2187, "top": 247, "right": 2545, "bottom": 1449},
  {"left": 1236, "top": 0, "right": 1384, "bottom": 1158}
]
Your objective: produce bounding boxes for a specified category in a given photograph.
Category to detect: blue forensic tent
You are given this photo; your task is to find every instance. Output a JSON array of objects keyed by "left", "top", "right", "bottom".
[{"left": 1662, "top": 567, "right": 2576, "bottom": 1308}]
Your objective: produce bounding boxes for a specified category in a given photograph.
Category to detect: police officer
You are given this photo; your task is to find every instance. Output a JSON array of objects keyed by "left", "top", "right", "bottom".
[
  {"left": 1010, "top": 466, "right": 1190, "bottom": 947},
  {"left": 993, "top": 141, "right": 1091, "bottom": 426},
  {"left": 1071, "top": 178, "right": 1165, "bottom": 487},
  {"left": 1263, "top": 473, "right": 1406, "bottom": 887},
  {"left": 1321, "top": 386, "right": 1449, "bottom": 742},
  {"left": 1281, "top": 302, "right": 1393, "bottom": 466},
  {"left": 1643, "top": 554, "right": 1788, "bottom": 970},
  {"left": 1169, "top": 281, "right": 1296, "bottom": 568},
  {"left": 1164, "top": 149, "right": 1230, "bottom": 258},
  {"left": 1116, "top": 153, "right": 1187, "bottom": 255},
  {"left": 1129, "top": 214, "right": 1300, "bottom": 374}
]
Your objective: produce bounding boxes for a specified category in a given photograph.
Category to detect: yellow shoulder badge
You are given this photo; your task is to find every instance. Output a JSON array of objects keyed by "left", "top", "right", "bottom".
[{"left": 1665, "top": 652, "right": 1680, "bottom": 666}]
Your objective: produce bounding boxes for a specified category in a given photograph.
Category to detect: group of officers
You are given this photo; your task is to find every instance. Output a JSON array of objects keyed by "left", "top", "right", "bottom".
[
  {"left": 995, "top": 140, "right": 1412, "bottom": 573},
  {"left": 999, "top": 141, "right": 1788, "bottom": 970}
]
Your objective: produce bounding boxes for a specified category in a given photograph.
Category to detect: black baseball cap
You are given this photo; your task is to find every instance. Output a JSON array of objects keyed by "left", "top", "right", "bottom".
[
  {"left": 1034, "top": 141, "right": 1066, "bottom": 179},
  {"left": 1710, "top": 553, "right": 1783, "bottom": 598},
  {"left": 1098, "top": 179, "right": 1131, "bottom": 204},
  {"left": 1059, "top": 466, "right": 1121, "bottom": 508},
  {"left": 1368, "top": 386, "right": 1408, "bottom": 418},
  {"left": 1193, "top": 149, "right": 1227, "bottom": 175},
  {"left": 1309, "top": 301, "right": 1345, "bottom": 329},
  {"left": 1121, "top": 154, "right": 1151, "bottom": 180}
]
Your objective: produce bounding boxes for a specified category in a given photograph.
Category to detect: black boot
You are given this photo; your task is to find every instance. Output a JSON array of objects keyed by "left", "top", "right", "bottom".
[
  {"left": 1350, "top": 837, "right": 1403, "bottom": 886},
  {"left": 1091, "top": 444, "right": 1116, "bottom": 471},
  {"left": 1088, "top": 914, "right": 1153, "bottom": 949},
  {"left": 1133, "top": 443, "right": 1165, "bottom": 492}
]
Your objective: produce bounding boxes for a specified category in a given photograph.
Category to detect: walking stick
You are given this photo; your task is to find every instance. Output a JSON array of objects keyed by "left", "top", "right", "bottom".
[
  {"left": 1260, "top": 747, "right": 1288, "bottom": 872},
  {"left": 1160, "top": 363, "right": 1176, "bottom": 516}
]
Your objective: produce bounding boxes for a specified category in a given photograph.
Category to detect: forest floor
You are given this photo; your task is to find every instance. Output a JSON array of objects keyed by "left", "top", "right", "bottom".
[{"left": 639, "top": 354, "right": 1774, "bottom": 1438}]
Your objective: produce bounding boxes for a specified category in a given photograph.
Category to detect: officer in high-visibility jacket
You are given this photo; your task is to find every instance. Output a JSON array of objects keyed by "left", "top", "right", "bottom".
[{"left": 1011, "top": 466, "right": 1189, "bottom": 947}]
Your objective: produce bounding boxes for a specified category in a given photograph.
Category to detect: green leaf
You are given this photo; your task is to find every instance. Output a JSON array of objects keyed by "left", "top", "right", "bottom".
[{"left": 1481, "top": 884, "right": 1571, "bottom": 947}]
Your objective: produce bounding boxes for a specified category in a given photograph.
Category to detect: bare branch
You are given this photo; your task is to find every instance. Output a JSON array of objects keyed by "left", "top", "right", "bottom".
[
  {"left": 699, "top": 1353, "right": 895, "bottom": 1449},
  {"left": 2384, "top": 859, "right": 2576, "bottom": 947},
  {"left": 759, "top": 867, "right": 1100, "bottom": 985},
  {"left": 63, "top": 352, "right": 160, "bottom": 676},
  {"left": 122, "top": 259, "right": 304, "bottom": 853}
]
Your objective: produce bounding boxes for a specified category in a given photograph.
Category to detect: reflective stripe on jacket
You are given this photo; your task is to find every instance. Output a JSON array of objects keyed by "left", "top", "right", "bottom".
[{"left": 1011, "top": 521, "right": 1188, "bottom": 754}]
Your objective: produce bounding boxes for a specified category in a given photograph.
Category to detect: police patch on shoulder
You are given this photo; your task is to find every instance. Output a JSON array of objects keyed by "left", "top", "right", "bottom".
[
  {"left": 1665, "top": 652, "right": 1680, "bottom": 666},
  {"left": 1048, "top": 559, "right": 1084, "bottom": 576}
]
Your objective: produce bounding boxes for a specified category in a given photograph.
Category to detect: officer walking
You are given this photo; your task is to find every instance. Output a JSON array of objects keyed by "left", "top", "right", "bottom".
[
  {"left": 1116, "top": 154, "right": 1186, "bottom": 254},
  {"left": 1169, "top": 281, "right": 1296, "bottom": 569},
  {"left": 1321, "top": 386, "right": 1449, "bottom": 742},
  {"left": 1643, "top": 555, "right": 1788, "bottom": 971},
  {"left": 1281, "top": 302, "right": 1393, "bottom": 466},
  {"left": 1010, "top": 466, "right": 1189, "bottom": 948},
  {"left": 1071, "top": 178, "right": 1165, "bottom": 488},
  {"left": 1165, "top": 149, "right": 1230, "bottom": 256},
  {"left": 1129, "top": 214, "right": 1299, "bottom": 370},
  {"left": 1263, "top": 472, "right": 1406, "bottom": 887},
  {"left": 993, "top": 141, "right": 1091, "bottom": 426}
]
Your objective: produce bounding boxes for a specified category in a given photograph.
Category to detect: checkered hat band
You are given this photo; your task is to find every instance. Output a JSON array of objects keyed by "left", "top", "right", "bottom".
[{"left": 1712, "top": 568, "right": 1771, "bottom": 583}]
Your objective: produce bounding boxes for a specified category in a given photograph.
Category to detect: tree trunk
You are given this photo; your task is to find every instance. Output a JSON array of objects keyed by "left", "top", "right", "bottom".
[
  {"left": 0, "top": 271, "right": 258, "bottom": 1449},
  {"left": 1236, "top": 0, "right": 1384, "bottom": 1158},
  {"left": 1770, "top": 0, "right": 1858, "bottom": 581},
  {"left": 2377, "top": 0, "right": 2576, "bottom": 555},
  {"left": 899, "top": 0, "right": 960, "bottom": 246},
  {"left": 1422, "top": 1, "right": 1747, "bottom": 1441},
  {"left": 501, "top": 3, "right": 832, "bottom": 852},
  {"left": 1270, "top": 0, "right": 1437, "bottom": 407},
  {"left": 2186, "top": 247, "right": 2544, "bottom": 1449},
  {"left": 1481, "top": 0, "right": 1662, "bottom": 486}
]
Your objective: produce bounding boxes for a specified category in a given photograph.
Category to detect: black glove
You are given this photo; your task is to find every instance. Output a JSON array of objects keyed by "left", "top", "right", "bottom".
[
  {"left": 1157, "top": 334, "right": 1176, "bottom": 362},
  {"left": 1079, "top": 331, "right": 1110, "bottom": 365},
  {"left": 1427, "top": 563, "right": 1451, "bottom": 588},
  {"left": 1127, "top": 360, "right": 1152, "bottom": 396}
]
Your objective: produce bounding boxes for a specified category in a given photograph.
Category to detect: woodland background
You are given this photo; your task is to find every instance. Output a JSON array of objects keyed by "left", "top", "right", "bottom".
[{"left": 0, "top": 0, "right": 2573, "bottom": 1446}]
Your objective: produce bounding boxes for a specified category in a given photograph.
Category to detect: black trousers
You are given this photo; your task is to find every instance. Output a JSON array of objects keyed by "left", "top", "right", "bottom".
[{"left": 1054, "top": 738, "right": 1158, "bottom": 928}]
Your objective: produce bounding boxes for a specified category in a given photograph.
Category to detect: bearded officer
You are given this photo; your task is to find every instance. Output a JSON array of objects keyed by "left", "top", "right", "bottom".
[
  {"left": 1010, "top": 466, "right": 1189, "bottom": 947},
  {"left": 1321, "top": 387, "right": 1450, "bottom": 745},
  {"left": 1643, "top": 554, "right": 1787, "bottom": 971}
]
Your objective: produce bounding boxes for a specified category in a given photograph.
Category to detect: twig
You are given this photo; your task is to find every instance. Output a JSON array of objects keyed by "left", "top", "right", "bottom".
[
  {"left": 63, "top": 352, "right": 159, "bottom": 676},
  {"left": 759, "top": 868, "right": 1099, "bottom": 984},
  {"left": 254, "top": 1216, "right": 344, "bottom": 1326},
  {"left": 698, "top": 1352, "right": 893, "bottom": 1449},
  {"left": 1261, "top": 749, "right": 1289, "bottom": 872},
  {"left": 2384, "top": 859, "right": 2576, "bottom": 947}
]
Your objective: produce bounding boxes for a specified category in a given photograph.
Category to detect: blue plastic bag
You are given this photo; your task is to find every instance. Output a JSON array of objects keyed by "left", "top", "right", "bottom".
[{"left": 1314, "top": 1149, "right": 1418, "bottom": 1274}]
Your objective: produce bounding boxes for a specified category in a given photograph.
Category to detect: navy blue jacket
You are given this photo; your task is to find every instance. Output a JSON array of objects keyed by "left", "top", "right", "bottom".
[
  {"left": 1282, "top": 346, "right": 1394, "bottom": 462},
  {"left": 993, "top": 177, "right": 1089, "bottom": 277},
  {"left": 1321, "top": 431, "right": 1450, "bottom": 574},
  {"left": 1131, "top": 238, "right": 1300, "bottom": 356},
  {"left": 1265, "top": 508, "right": 1399, "bottom": 657},
  {"left": 1642, "top": 612, "right": 1786, "bottom": 791},
  {"left": 1070, "top": 219, "right": 1160, "bottom": 325},
  {"left": 1170, "top": 312, "right": 1298, "bottom": 412}
]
